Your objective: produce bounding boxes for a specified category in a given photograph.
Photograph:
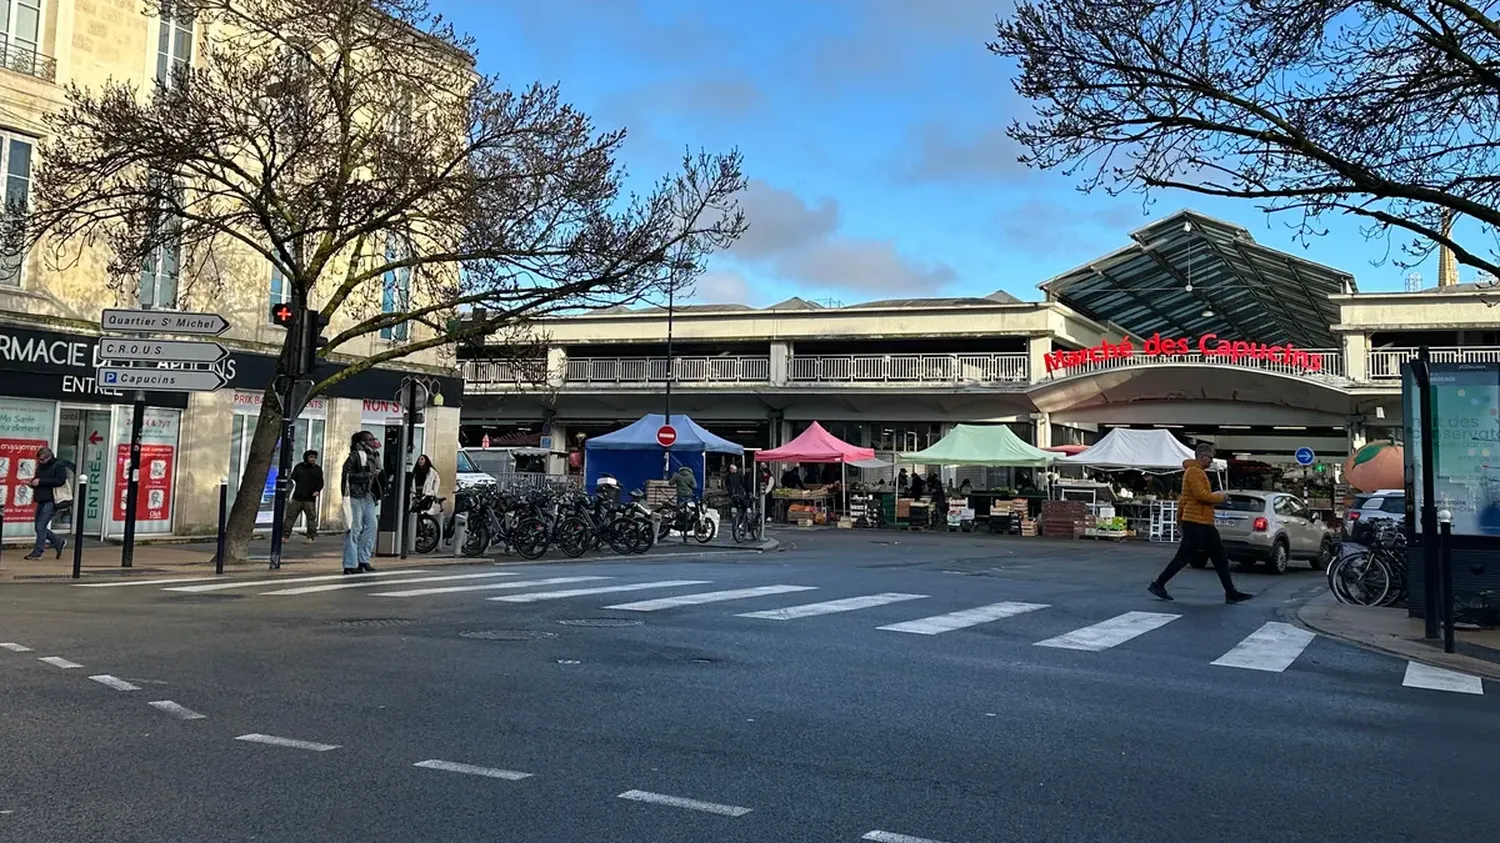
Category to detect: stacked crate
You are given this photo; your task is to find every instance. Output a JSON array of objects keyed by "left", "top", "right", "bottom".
[
  {"left": 1041, "top": 499, "right": 1088, "bottom": 539},
  {"left": 1011, "top": 498, "right": 1035, "bottom": 536}
]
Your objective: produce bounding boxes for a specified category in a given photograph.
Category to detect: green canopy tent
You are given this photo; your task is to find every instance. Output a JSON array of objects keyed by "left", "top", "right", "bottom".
[{"left": 898, "top": 424, "right": 1054, "bottom": 468}]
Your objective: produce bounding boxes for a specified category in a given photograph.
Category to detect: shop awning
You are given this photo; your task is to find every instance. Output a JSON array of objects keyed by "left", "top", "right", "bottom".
[
  {"left": 899, "top": 424, "right": 1054, "bottom": 467},
  {"left": 1060, "top": 428, "right": 1225, "bottom": 471}
]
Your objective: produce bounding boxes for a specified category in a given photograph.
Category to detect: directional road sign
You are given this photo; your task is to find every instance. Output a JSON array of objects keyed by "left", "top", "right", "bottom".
[
  {"left": 1294, "top": 447, "right": 1316, "bottom": 466},
  {"left": 99, "top": 337, "right": 229, "bottom": 364},
  {"left": 96, "top": 367, "right": 228, "bottom": 393},
  {"left": 101, "top": 309, "right": 230, "bottom": 336},
  {"left": 657, "top": 425, "right": 678, "bottom": 448}
]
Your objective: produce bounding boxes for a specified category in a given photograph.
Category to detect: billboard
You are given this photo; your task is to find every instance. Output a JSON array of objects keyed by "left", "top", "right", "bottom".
[{"left": 1406, "top": 361, "right": 1500, "bottom": 536}]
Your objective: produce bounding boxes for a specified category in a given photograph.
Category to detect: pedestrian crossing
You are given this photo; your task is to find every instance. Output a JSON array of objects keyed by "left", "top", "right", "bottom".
[{"left": 72, "top": 569, "right": 1492, "bottom": 695}]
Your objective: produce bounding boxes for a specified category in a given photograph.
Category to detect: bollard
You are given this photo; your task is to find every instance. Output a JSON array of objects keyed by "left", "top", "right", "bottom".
[
  {"left": 0, "top": 505, "right": 5, "bottom": 567},
  {"left": 214, "top": 479, "right": 228, "bottom": 576},
  {"left": 71, "top": 476, "right": 88, "bottom": 579},
  {"left": 1439, "top": 519, "right": 1456, "bottom": 654}
]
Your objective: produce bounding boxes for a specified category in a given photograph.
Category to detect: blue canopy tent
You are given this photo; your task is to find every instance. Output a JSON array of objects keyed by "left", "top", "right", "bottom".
[{"left": 584, "top": 414, "right": 745, "bottom": 496}]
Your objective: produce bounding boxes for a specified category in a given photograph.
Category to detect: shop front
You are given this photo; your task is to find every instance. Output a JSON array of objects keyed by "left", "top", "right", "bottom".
[{"left": 228, "top": 391, "right": 329, "bottom": 527}]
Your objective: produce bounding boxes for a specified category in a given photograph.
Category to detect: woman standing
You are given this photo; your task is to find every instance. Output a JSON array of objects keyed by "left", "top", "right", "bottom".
[{"left": 410, "top": 454, "right": 440, "bottom": 507}]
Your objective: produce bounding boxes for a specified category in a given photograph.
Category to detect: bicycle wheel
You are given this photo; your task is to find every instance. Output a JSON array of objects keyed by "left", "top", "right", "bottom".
[
  {"left": 512, "top": 517, "right": 551, "bottom": 560},
  {"left": 460, "top": 520, "right": 490, "bottom": 558},
  {"left": 556, "top": 516, "right": 592, "bottom": 558},
  {"left": 630, "top": 518, "right": 655, "bottom": 553},
  {"left": 605, "top": 516, "right": 637, "bottom": 554},
  {"left": 694, "top": 513, "right": 717, "bottom": 544},
  {"left": 731, "top": 509, "right": 745, "bottom": 543},
  {"left": 414, "top": 514, "right": 440, "bottom": 554},
  {"left": 1335, "top": 551, "right": 1390, "bottom": 606}
]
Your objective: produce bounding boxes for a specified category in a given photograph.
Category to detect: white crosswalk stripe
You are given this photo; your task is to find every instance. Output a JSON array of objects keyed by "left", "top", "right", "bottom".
[
  {"left": 74, "top": 576, "right": 226, "bottom": 588},
  {"left": 877, "top": 601, "right": 1049, "bottom": 635},
  {"left": 263, "top": 571, "right": 521, "bottom": 596},
  {"left": 1034, "top": 611, "right": 1180, "bottom": 652},
  {"left": 737, "top": 593, "right": 929, "bottom": 620},
  {"left": 605, "top": 585, "right": 817, "bottom": 612},
  {"left": 1402, "top": 661, "right": 1485, "bottom": 695},
  {"left": 372, "top": 576, "right": 609, "bottom": 598},
  {"left": 487, "top": 580, "right": 712, "bottom": 603},
  {"left": 1211, "top": 622, "right": 1316, "bottom": 672},
  {"left": 165, "top": 569, "right": 423, "bottom": 593}
]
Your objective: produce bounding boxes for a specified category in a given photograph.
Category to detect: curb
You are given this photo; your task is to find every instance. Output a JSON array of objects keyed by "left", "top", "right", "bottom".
[{"left": 1286, "top": 592, "right": 1500, "bottom": 682}]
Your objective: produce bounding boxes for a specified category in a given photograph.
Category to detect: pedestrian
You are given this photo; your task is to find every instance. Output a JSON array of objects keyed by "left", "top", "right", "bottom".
[
  {"left": 1149, "top": 443, "right": 1253, "bottom": 603},
  {"left": 672, "top": 465, "right": 697, "bottom": 504},
  {"left": 23, "top": 447, "right": 70, "bottom": 560},
  {"left": 340, "top": 431, "right": 384, "bottom": 574},
  {"left": 410, "top": 453, "right": 440, "bottom": 509},
  {"left": 725, "top": 462, "right": 749, "bottom": 522},
  {"left": 283, "top": 450, "right": 324, "bottom": 544}
]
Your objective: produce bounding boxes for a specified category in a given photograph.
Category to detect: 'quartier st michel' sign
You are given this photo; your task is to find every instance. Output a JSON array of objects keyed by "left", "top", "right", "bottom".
[{"left": 1043, "top": 333, "right": 1328, "bottom": 374}]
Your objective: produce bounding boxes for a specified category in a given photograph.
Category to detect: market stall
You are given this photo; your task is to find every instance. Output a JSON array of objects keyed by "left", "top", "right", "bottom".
[
  {"left": 584, "top": 413, "right": 744, "bottom": 499},
  {"left": 1057, "top": 428, "right": 1226, "bottom": 542},
  {"left": 898, "top": 424, "right": 1054, "bottom": 532},
  {"left": 756, "top": 422, "right": 874, "bottom": 525}
]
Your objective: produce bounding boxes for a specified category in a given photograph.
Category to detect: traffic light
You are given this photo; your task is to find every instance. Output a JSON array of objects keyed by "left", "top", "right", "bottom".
[
  {"left": 295, "top": 308, "right": 331, "bottom": 376},
  {"left": 270, "top": 301, "right": 295, "bottom": 328}
]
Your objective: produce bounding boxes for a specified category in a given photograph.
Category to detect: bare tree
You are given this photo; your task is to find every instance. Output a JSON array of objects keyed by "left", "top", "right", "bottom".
[
  {"left": 991, "top": 0, "right": 1500, "bottom": 283},
  {"left": 25, "top": 0, "right": 746, "bottom": 563}
]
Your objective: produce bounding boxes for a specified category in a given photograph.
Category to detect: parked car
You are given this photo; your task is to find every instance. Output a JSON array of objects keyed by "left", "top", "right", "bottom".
[
  {"left": 454, "top": 448, "right": 499, "bottom": 490},
  {"left": 1211, "top": 490, "right": 1336, "bottom": 574},
  {"left": 1343, "top": 489, "right": 1405, "bottom": 544}
]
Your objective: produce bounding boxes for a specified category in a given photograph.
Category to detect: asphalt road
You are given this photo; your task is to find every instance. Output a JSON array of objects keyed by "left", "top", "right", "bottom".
[{"left": 1, "top": 531, "right": 1495, "bottom": 843}]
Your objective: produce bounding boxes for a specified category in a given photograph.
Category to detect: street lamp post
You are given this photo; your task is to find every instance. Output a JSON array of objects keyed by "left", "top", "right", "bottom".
[{"left": 663, "top": 282, "right": 674, "bottom": 479}]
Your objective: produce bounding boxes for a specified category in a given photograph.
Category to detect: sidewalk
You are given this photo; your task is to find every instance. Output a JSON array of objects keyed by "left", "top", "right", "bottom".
[
  {"left": 0, "top": 533, "right": 778, "bottom": 583},
  {"left": 1294, "top": 592, "right": 1500, "bottom": 681}
]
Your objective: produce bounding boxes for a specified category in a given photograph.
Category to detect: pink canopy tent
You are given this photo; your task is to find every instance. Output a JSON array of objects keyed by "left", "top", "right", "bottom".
[{"left": 755, "top": 422, "right": 875, "bottom": 463}]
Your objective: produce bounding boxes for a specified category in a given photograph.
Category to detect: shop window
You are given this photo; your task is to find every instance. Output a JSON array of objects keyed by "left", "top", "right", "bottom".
[
  {"left": 380, "top": 237, "right": 411, "bottom": 341},
  {"left": 0, "top": 397, "right": 58, "bottom": 541},
  {"left": 0, "top": 135, "right": 31, "bottom": 285},
  {"left": 155, "top": 1, "right": 194, "bottom": 87},
  {"left": 108, "top": 407, "right": 180, "bottom": 536},
  {"left": 230, "top": 412, "right": 326, "bottom": 527}
]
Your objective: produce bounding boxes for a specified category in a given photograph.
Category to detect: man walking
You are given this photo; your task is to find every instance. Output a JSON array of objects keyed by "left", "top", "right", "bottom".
[
  {"left": 23, "top": 446, "right": 69, "bottom": 560},
  {"left": 284, "top": 450, "right": 324, "bottom": 543},
  {"left": 1148, "top": 442, "right": 1253, "bottom": 603},
  {"left": 340, "top": 432, "right": 384, "bottom": 574}
]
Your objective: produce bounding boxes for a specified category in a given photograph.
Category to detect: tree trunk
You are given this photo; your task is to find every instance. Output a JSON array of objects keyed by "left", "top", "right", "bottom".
[{"left": 221, "top": 385, "right": 284, "bottom": 566}]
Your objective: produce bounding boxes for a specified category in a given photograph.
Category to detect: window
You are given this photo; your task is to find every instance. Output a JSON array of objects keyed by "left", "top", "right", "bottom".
[
  {"left": 0, "top": 0, "right": 41, "bottom": 70},
  {"left": 269, "top": 264, "right": 290, "bottom": 319},
  {"left": 0, "top": 135, "right": 31, "bottom": 286},
  {"left": 1222, "top": 495, "right": 1265, "bottom": 513},
  {"left": 139, "top": 229, "right": 180, "bottom": 309},
  {"left": 156, "top": 1, "right": 194, "bottom": 86},
  {"left": 380, "top": 238, "right": 411, "bottom": 341}
]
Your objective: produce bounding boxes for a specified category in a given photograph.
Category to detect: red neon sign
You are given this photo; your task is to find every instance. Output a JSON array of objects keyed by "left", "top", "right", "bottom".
[{"left": 1043, "top": 333, "right": 1325, "bottom": 374}]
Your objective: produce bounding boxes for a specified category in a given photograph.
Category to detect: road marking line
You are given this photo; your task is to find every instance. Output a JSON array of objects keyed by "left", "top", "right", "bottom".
[
  {"left": 1034, "top": 611, "right": 1181, "bottom": 652},
  {"left": 373, "top": 576, "right": 609, "bottom": 598},
  {"left": 737, "top": 592, "right": 929, "bottom": 620},
  {"left": 863, "top": 832, "right": 952, "bottom": 843},
  {"left": 149, "top": 700, "right": 207, "bottom": 720},
  {"left": 234, "top": 733, "right": 340, "bottom": 751},
  {"left": 413, "top": 760, "right": 533, "bottom": 780},
  {"left": 0, "top": 642, "right": 32, "bottom": 652},
  {"left": 616, "top": 789, "right": 751, "bottom": 817},
  {"left": 1211, "top": 622, "right": 1317, "bottom": 672},
  {"left": 74, "top": 576, "right": 225, "bottom": 588},
  {"left": 165, "top": 570, "right": 423, "bottom": 593},
  {"left": 38, "top": 656, "right": 82, "bottom": 669},
  {"left": 263, "top": 571, "right": 521, "bottom": 595},
  {"left": 88, "top": 674, "right": 140, "bottom": 691},
  {"left": 1402, "top": 662, "right": 1485, "bottom": 695},
  {"left": 488, "top": 580, "right": 712, "bottom": 603},
  {"left": 877, "top": 601, "right": 1050, "bottom": 635},
  {"left": 605, "top": 585, "right": 817, "bottom": 611}
]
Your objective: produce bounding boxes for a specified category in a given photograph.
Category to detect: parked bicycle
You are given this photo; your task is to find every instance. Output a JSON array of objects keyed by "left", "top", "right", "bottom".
[
  {"left": 728, "top": 494, "right": 762, "bottom": 543},
  {"left": 1326, "top": 519, "right": 1407, "bottom": 607}
]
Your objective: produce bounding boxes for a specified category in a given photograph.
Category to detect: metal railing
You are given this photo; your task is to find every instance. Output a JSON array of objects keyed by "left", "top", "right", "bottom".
[
  {"left": 1042, "top": 348, "right": 1346, "bottom": 380},
  {"left": 564, "top": 356, "right": 771, "bottom": 384},
  {"left": 1366, "top": 346, "right": 1500, "bottom": 381},
  {"left": 788, "top": 353, "right": 1030, "bottom": 384},
  {"left": 0, "top": 42, "right": 56, "bottom": 83},
  {"left": 463, "top": 359, "right": 549, "bottom": 390}
]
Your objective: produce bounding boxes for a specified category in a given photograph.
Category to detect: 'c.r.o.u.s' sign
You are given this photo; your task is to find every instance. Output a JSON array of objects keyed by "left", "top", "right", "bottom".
[{"left": 1044, "top": 333, "right": 1325, "bottom": 374}]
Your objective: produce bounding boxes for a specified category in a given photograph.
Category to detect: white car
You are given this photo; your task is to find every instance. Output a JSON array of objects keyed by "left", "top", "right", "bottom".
[{"left": 454, "top": 449, "right": 498, "bottom": 490}]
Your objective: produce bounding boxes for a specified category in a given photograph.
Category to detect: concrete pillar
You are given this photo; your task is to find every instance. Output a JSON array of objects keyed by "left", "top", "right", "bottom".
[
  {"left": 1026, "top": 336, "right": 1050, "bottom": 384},
  {"left": 545, "top": 347, "right": 568, "bottom": 389},
  {"left": 1342, "top": 333, "right": 1368, "bottom": 382},
  {"left": 1032, "top": 412, "right": 1052, "bottom": 449},
  {"left": 1346, "top": 416, "right": 1367, "bottom": 454},
  {"left": 769, "top": 341, "right": 791, "bottom": 386}
]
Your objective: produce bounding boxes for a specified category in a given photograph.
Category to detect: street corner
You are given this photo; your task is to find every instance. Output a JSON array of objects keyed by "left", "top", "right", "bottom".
[{"left": 1290, "top": 591, "right": 1500, "bottom": 682}]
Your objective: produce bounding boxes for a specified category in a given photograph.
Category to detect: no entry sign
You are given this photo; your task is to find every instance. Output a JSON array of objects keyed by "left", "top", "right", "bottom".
[{"left": 656, "top": 425, "right": 678, "bottom": 448}]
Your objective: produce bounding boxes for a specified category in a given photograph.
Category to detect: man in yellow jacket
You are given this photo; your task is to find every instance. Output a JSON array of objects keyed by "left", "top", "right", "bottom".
[{"left": 1149, "top": 442, "right": 1254, "bottom": 604}]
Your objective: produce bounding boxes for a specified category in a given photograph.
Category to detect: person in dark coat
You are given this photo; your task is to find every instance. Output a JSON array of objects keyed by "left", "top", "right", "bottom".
[
  {"left": 340, "top": 431, "right": 384, "bottom": 574},
  {"left": 24, "top": 447, "right": 69, "bottom": 560},
  {"left": 284, "top": 450, "right": 324, "bottom": 543}
]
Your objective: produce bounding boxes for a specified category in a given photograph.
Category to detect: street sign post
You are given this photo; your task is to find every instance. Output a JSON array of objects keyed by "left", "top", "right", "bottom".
[
  {"left": 101, "top": 309, "right": 230, "bottom": 336},
  {"left": 1295, "top": 447, "right": 1316, "bottom": 466},
  {"left": 656, "top": 425, "right": 678, "bottom": 448},
  {"left": 99, "top": 337, "right": 229, "bottom": 364},
  {"left": 96, "top": 367, "right": 228, "bottom": 393}
]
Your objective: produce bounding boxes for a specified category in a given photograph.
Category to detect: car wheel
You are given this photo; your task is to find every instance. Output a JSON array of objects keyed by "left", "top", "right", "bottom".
[
  {"left": 1312, "top": 536, "right": 1335, "bottom": 572},
  {"left": 1266, "top": 539, "right": 1289, "bottom": 575}
]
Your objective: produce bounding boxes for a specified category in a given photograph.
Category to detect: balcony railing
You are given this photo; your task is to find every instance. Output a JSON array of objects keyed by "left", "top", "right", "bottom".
[
  {"left": 0, "top": 42, "right": 56, "bottom": 83},
  {"left": 1042, "top": 348, "right": 1347, "bottom": 381},
  {"left": 463, "top": 359, "right": 548, "bottom": 391},
  {"left": 1367, "top": 346, "right": 1500, "bottom": 381},
  {"left": 789, "top": 353, "right": 1030, "bottom": 384},
  {"left": 567, "top": 356, "right": 771, "bottom": 385}
]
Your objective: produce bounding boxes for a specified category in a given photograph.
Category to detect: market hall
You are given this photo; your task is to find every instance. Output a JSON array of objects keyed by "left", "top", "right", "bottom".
[{"left": 458, "top": 209, "right": 1496, "bottom": 537}]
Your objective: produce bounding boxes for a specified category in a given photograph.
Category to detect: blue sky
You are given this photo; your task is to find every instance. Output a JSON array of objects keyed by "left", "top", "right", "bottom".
[{"left": 434, "top": 0, "right": 1460, "bottom": 307}]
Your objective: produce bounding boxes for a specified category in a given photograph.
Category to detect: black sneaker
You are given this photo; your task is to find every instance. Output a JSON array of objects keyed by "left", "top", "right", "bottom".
[
  {"left": 342, "top": 568, "right": 359, "bottom": 575},
  {"left": 23, "top": 552, "right": 42, "bottom": 560},
  {"left": 357, "top": 563, "right": 376, "bottom": 573},
  {"left": 55, "top": 538, "right": 66, "bottom": 559},
  {"left": 1148, "top": 582, "right": 1173, "bottom": 601},
  {"left": 1225, "top": 591, "right": 1254, "bottom": 604}
]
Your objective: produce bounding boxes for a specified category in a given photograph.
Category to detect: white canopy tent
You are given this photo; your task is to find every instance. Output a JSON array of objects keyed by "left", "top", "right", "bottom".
[{"left": 1059, "top": 428, "right": 1227, "bottom": 472}]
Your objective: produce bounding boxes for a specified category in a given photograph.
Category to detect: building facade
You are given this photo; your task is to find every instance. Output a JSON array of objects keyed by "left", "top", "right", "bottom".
[
  {"left": 460, "top": 210, "right": 1498, "bottom": 475},
  {"left": 0, "top": 2, "right": 462, "bottom": 543}
]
